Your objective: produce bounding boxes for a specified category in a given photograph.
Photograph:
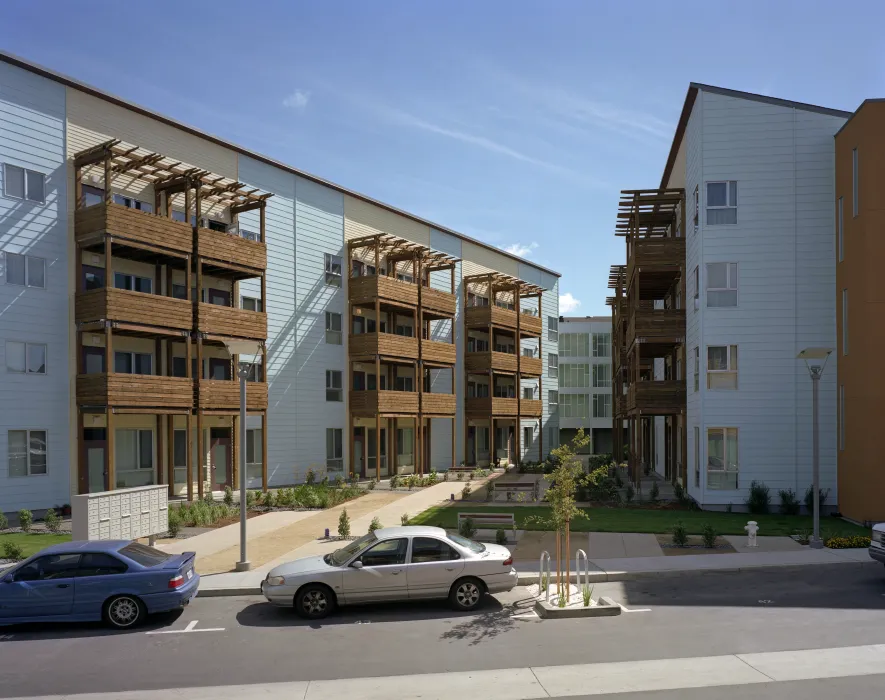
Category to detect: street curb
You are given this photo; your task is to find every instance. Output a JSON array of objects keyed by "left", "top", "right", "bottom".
[
  {"left": 534, "top": 596, "right": 621, "bottom": 618},
  {"left": 198, "top": 587, "right": 262, "bottom": 598}
]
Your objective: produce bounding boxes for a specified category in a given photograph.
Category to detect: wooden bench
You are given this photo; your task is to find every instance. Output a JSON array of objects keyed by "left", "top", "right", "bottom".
[
  {"left": 493, "top": 481, "right": 537, "bottom": 502},
  {"left": 457, "top": 512, "right": 516, "bottom": 530}
]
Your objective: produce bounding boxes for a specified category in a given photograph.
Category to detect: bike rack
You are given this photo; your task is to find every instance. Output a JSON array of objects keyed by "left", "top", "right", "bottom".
[
  {"left": 539, "top": 550, "right": 551, "bottom": 602},
  {"left": 575, "top": 548, "right": 589, "bottom": 597}
]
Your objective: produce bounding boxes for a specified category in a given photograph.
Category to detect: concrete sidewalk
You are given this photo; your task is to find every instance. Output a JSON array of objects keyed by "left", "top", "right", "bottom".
[{"left": 196, "top": 544, "right": 876, "bottom": 597}]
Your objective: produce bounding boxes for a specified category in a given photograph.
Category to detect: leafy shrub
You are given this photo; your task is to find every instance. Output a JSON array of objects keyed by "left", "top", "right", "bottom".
[
  {"left": 338, "top": 508, "right": 351, "bottom": 538},
  {"left": 587, "top": 453, "right": 613, "bottom": 471},
  {"left": 614, "top": 471, "right": 624, "bottom": 489},
  {"left": 390, "top": 474, "right": 400, "bottom": 489},
  {"left": 0, "top": 511, "right": 8, "bottom": 531},
  {"left": 17, "top": 509, "right": 32, "bottom": 533},
  {"left": 223, "top": 486, "right": 234, "bottom": 507},
  {"left": 582, "top": 584, "right": 593, "bottom": 607},
  {"left": 825, "top": 535, "right": 870, "bottom": 549},
  {"left": 778, "top": 489, "right": 800, "bottom": 515},
  {"left": 649, "top": 481, "right": 660, "bottom": 503},
  {"left": 804, "top": 486, "right": 830, "bottom": 513},
  {"left": 671, "top": 520, "right": 688, "bottom": 546},
  {"left": 166, "top": 508, "right": 182, "bottom": 538},
  {"left": 745, "top": 481, "right": 771, "bottom": 514},
  {"left": 461, "top": 482, "right": 472, "bottom": 499},
  {"left": 673, "top": 482, "right": 684, "bottom": 502},
  {"left": 350, "top": 474, "right": 360, "bottom": 488},
  {"left": 456, "top": 471, "right": 464, "bottom": 481},
  {"left": 203, "top": 491, "right": 215, "bottom": 504},
  {"left": 263, "top": 489, "right": 276, "bottom": 508},
  {"left": 368, "top": 478, "right": 377, "bottom": 490},
  {"left": 368, "top": 517, "right": 383, "bottom": 533},
  {"left": 2, "top": 541, "right": 25, "bottom": 561},
  {"left": 625, "top": 482, "right": 635, "bottom": 504},
  {"left": 459, "top": 517, "right": 477, "bottom": 539},
  {"left": 495, "top": 528, "right": 508, "bottom": 545},
  {"left": 401, "top": 513, "right": 410, "bottom": 526},
  {"left": 584, "top": 464, "right": 620, "bottom": 502},
  {"left": 305, "top": 469, "right": 316, "bottom": 485},
  {"left": 43, "top": 508, "right": 61, "bottom": 534},
  {"left": 245, "top": 490, "right": 258, "bottom": 510},
  {"left": 701, "top": 523, "right": 717, "bottom": 548},
  {"left": 334, "top": 475, "right": 345, "bottom": 489}
]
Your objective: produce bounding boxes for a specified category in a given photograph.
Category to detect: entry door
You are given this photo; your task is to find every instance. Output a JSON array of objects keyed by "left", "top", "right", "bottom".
[
  {"left": 366, "top": 428, "right": 387, "bottom": 477},
  {"left": 466, "top": 427, "right": 475, "bottom": 466},
  {"left": 210, "top": 428, "right": 231, "bottom": 488},
  {"left": 83, "top": 428, "right": 107, "bottom": 493},
  {"left": 354, "top": 428, "right": 364, "bottom": 477}
]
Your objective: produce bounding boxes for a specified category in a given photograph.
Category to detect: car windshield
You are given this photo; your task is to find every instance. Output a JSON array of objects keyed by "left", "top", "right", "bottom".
[
  {"left": 447, "top": 533, "right": 486, "bottom": 553},
  {"left": 119, "top": 542, "right": 171, "bottom": 567},
  {"left": 328, "top": 533, "right": 377, "bottom": 566}
]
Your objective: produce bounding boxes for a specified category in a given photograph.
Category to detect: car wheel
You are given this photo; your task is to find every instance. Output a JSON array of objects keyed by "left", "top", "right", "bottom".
[
  {"left": 295, "top": 584, "right": 335, "bottom": 620},
  {"left": 103, "top": 595, "right": 145, "bottom": 629},
  {"left": 449, "top": 577, "right": 485, "bottom": 612}
]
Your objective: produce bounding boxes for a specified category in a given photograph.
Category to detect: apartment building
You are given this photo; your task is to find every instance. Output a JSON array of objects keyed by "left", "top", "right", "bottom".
[
  {"left": 557, "top": 316, "right": 614, "bottom": 455},
  {"left": 612, "top": 84, "right": 849, "bottom": 510},
  {"left": 834, "top": 101, "right": 885, "bottom": 523},
  {"left": 0, "top": 53, "right": 560, "bottom": 512}
]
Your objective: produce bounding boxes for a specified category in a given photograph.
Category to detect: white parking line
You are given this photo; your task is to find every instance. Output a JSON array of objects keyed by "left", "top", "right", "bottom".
[
  {"left": 614, "top": 601, "right": 651, "bottom": 613},
  {"left": 145, "top": 620, "right": 224, "bottom": 635},
  {"left": 0, "top": 633, "right": 14, "bottom": 640}
]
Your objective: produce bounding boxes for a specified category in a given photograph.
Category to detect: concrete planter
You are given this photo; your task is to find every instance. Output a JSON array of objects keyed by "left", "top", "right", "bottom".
[{"left": 534, "top": 596, "right": 621, "bottom": 619}]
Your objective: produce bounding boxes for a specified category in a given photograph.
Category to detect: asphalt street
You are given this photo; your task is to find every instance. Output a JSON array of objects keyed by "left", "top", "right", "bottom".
[{"left": 1, "top": 562, "right": 884, "bottom": 698}]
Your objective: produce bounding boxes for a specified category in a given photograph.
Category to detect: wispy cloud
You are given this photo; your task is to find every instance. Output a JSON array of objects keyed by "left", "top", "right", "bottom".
[
  {"left": 559, "top": 292, "right": 581, "bottom": 314},
  {"left": 283, "top": 90, "right": 311, "bottom": 112},
  {"left": 502, "top": 241, "right": 539, "bottom": 258}
]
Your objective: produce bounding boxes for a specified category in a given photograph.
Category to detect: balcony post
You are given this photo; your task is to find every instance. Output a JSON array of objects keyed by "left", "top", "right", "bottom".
[
  {"left": 75, "top": 164, "right": 83, "bottom": 210},
  {"left": 490, "top": 416, "right": 495, "bottom": 469},
  {"left": 186, "top": 411, "right": 193, "bottom": 501},
  {"left": 259, "top": 202, "right": 266, "bottom": 243},
  {"left": 157, "top": 414, "right": 165, "bottom": 489},
  {"left": 107, "top": 409, "right": 115, "bottom": 492},
  {"left": 167, "top": 413, "right": 175, "bottom": 498},
  {"left": 515, "top": 286, "right": 521, "bottom": 467},
  {"left": 196, "top": 334, "right": 204, "bottom": 501},
  {"left": 375, "top": 362, "right": 381, "bottom": 482},
  {"left": 262, "top": 410, "right": 268, "bottom": 492},
  {"left": 103, "top": 155, "right": 112, "bottom": 205},
  {"left": 417, "top": 257, "right": 424, "bottom": 476}
]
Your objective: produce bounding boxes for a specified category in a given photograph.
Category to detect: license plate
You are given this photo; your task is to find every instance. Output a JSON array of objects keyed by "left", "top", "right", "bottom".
[{"left": 186, "top": 569, "right": 193, "bottom": 580}]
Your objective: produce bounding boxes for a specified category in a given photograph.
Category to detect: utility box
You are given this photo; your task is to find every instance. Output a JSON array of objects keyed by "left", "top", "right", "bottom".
[{"left": 72, "top": 485, "right": 169, "bottom": 541}]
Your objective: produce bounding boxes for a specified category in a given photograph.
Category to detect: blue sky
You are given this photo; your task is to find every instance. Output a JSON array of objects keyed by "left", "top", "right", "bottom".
[{"left": 3, "top": 0, "right": 883, "bottom": 315}]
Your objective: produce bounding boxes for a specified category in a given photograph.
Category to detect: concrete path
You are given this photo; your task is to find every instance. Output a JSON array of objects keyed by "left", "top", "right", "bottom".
[
  {"left": 724, "top": 534, "right": 805, "bottom": 553},
  {"left": 512, "top": 531, "right": 663, "bottom": 563}
]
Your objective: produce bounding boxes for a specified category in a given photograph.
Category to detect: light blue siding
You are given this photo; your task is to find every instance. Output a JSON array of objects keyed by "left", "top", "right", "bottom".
[{"left": 0, "top": 61, "right": 68, "bottom": 512}]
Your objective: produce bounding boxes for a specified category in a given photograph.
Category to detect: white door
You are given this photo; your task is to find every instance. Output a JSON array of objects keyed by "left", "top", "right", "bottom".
[
  {"left": 406, "top": 537, "right": 465, "bottom": 599},
  {"left": 354, "top": 436, "right": 364, "bottom": 476},
  {"left": 87, "top": 448, "right": 105, "bottom": 493},
  {"left": 341, "top": 538, "right": 409, "bottom": 603}
]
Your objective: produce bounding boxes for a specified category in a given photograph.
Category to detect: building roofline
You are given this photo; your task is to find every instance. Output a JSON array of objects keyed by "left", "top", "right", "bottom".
[
  {"left": 561, "top": 315, "right": 611, "bottom": 322},
  {"left": 0, "top": 51, "right": 561, "bottom": 279},
  {"left": 660, "top": 82, "right": 853, "bottom": 188},
  {"left": 834, "top": 98, "right": 885, "bottom": 138}
]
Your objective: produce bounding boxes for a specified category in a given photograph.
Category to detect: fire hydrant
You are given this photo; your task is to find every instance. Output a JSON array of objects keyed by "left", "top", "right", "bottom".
[{"left": 745, "top": 520, "right": 759, "bottom": 547}]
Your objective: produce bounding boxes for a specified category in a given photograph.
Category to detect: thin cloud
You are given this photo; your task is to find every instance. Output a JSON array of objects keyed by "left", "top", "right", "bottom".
[
  {"left": 559, "top": 292, "right": 581, "bottom": 314},
  {"left": 283, "top": 90, "right": 310, "bottom": 112},
  {"left": 502, "top": 241, "right": 539, "bottom": 258}
]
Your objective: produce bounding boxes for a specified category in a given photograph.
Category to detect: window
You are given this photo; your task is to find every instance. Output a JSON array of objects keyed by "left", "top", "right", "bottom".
[
  {"left": 13, "top": 554, "right": 80, "bottom": 583},
  {"left": 115, "top": 429, "right": 153, "bottom": 477},
  {"left": 205, "top": 219, "right": 227, "bottom": 232},
  {"left": 706, "top": 181, "right": 737, "bottom": 224},
  {"left": 410, "top": 537, "right": 459, "bottom": 563},
  {"left": 84, "top": 346, "right": 105, "bottom": 374},
  {"left": 83, "top": 265, "right": 105, "bottom": 291},
  {"left": 394, "top": 375, "right": 414, "bottom": 392},
  {"left": 6, "top": 341, "right": 46, "bottom": 374},
  {"left": 246, "top": 429, "right": 263, "bottom": 465},
  {"left": 82, "top": 184, "right": 104, "bottom": 207},
  {"left": 523, "top": 426, "right": 533, "bottom": 449},
  {"left": 7, "top": 429, "right": 47, "bottom": 477},
  {"left": 842, "top": 289, "right": 848, "bottom": 355},
  {"left": 3, "top": 163, "right": 45, "bottom": 203},
  {"left": 173, "top": 429, "right": 187, "bottom": 468},
  {"left": 592, "top": 363, "right": 611, "bottom": 388},
  {"left": 592, "top": 333, "right": 611, "bottom": 358},
  {"left": 326, "top": 370, "right": 343, "bottom": 401},
  {"left": 592, "top": 393, "right": 612, "bottom": 418},
  {"left": 560, "top": 394, "right": 589, "bottom": 419},
  {"left": 839, "top": 385, "right": 845, "bottom": 452},
  {"left": 394, "top": 322, "right": 414, "bottom": 337},
  {"left": 325, "top": 428, "right": 343, "bottom": 471},
  {"left": 113, "top": 194, "right": 153, "bottom": 213},
  {"left": 707, "top": 427, "right": 738, "bottom": 489},
  {"left": 547, "top": 316, "right": 558, "bottom": 342},
  {"left": 5, "top": 252, "right": 45, "bottom": 288},
  {"left": 693, "top": 184, "right": 699, "bottom": 228},
  {"left": 705, "top": 263, "right": 737, "bottom": 307},
  {"left": 239, "top": 361, "right": 263, "bottom": 382},
  {"left": 852, "top": 148, "right": 858, "bottom": 216},
  {"left": 115, "top": 352, "right": 152, "bottom": 375},
  {"left": 358, "top": 538, "right": 408, "bottom": 567},
  {"left": 693, "top": 266, "right": 699, "bottom": 302},
  {"left": 114, "top": 273, "right": 152, "bottom": 294},
  {"left": 559, "top": 333, "right": 589, "bottom": 357},
  {"left": 324, "top": 253, "right": 342, "bottom": 287},
  {"left": 694, "top": 426, "right": 700, "bottom": 488},
  {"left": 547, "top": 353, "right": 558, "bottom": 378},
  {"left": 241, "top": 296, "right": 262, "bottom": 312},
  {"left": 693, "top": 347, "right": 700, "bottom": 392},
  {"left": 78, "top": 553, "right": 128, "bottom": 577},
  {"left": 397, "top": 427, "right": 414, "bottom": 464},
  {"left": 467, "top": 292, "right": 489, "bottom": 307},
  {"left": 325, "top": 312, "right": 342, "bottom": 344},
  {"left": 707, "top": 346, "right": 737, "bottom": 390},
  {"left": 523, "top": 387, "right": 534, "bottom": 399},
  {"left": 119, "top": 542, "right": 171, "bottom": 567},
  {"left": 396, "top": 272, "right": 414, "bottom": 283},
  {"left": 559, "top": 363, "right": 589, "bottom": 388},
  {"left": 548, "top": 389, "right": 558, "bottom": 410},
  {"left": 837, "top": 197, "right": 844, "bottom": 263}
]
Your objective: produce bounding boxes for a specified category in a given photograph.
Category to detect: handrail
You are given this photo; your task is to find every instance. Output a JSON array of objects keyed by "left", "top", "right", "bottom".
[{"left": 539, "top": 550, "right": 551, "bottom": 603}]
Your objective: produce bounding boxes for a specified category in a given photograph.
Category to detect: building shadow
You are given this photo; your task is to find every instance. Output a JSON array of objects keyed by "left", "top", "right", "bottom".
[{"left": 0, "top": 608, "right": 184, "bottom": 642}]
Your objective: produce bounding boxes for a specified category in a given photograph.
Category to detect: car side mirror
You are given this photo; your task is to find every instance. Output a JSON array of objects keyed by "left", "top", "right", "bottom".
[{"left": 351, "top": 560, "right": 364, "bottom": 569}]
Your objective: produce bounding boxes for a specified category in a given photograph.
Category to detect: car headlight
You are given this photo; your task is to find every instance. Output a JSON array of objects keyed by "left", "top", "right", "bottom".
[
  {"left": 872, "top": 531, "right": 885, "bottom": 545},
  {"left": 266, "top": 575, "right": 286, "bottom": 586}
]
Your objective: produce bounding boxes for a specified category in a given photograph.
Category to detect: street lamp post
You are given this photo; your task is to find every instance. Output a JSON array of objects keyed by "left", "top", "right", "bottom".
[
  {"left": 797, "top": 348, "right": 832, "bottom": 550},
  {"left": 223, "top": 340, "right": 263, "bottom": 572}
]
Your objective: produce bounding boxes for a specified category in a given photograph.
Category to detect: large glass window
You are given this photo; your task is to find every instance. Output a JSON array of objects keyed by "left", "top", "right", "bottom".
[
  {"left": 6, "top": 341, "right": 46, "bottom": 374},
  {"left": 592, "top": 393, "right": 612, "bottom": 418},
  {"left": 706, "top": 263, "right": 738, "bottom": 307},
  {"left": 548, "top": 389, "right": 558, "bottom": 411},
  {"left": 559, "top": 333, "right": 589, "bottom": 357},
  {"left": 3, "top": 163, "right": 45, "bottom": 203},
  {"left": 707, "top": 427, "right": 738, "bottom": 490},
  {"left": 547, "top": 316, "right": 558, "bottom": 342},
  {"left": 326, "top": 428, "right": 343, "bottom": 471},
  {"left": 114, "top": 273, "right": 152, "bottom": 294},
  {"left": 115, "top": 352, "right": 152, "bottom": 375},
  {"left": 7, "top": 429, "right": 47, "bottom": 477},
  {"left": 592, "top": 363, "right": 611, "bottom": 388},
  {"left": 560, "top": 394, "right": 589, "bottom": 419},
  {"left": 325, "top": 312, "right": 342, "bottom": 345},
  {"left": 241, "top": 296, "right": 262, "bottom": 312},
  {"left": 326, "top": 370, "right": 343, "bottom": 401},
  {"left": 706, "top": 181, "right": 737, "bottom": 225},
  {"left": 4, "top": 252, "right": 45, "bottom": 288},
  {"left": 325, "top": 253, "right": 342, "bottom": 287},
  {"left": 115, "top": 429, "right": 154, "bottom": 488},
  {"left": 592, "top": 333, "right": 611, "bottom": 358},
  {"left": 559, "top": 363, "right": 589, "bottom": 388},
  {"left": 707, "top": 345, "right": 738, "bottom": 390},
  {"left": 547, "top": 353, "right": 558, "bottom": 378}
]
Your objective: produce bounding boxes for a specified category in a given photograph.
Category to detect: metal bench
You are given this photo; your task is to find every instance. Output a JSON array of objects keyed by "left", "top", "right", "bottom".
[{"left": 457, "top": 512, "right": 516, "bottom": 530}]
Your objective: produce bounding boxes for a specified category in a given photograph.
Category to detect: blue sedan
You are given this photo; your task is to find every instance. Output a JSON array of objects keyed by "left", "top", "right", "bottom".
[{"left": 0, "top": 540, "right": 199, "bottom": 629}]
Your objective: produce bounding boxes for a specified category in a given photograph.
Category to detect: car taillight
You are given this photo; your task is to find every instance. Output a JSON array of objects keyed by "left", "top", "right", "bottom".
[
  {"left": 168, "top": 574, "right": 184, "bottom": 589},
  {"left": 503, "top": 556, "right": 513, "bottom": 566}
]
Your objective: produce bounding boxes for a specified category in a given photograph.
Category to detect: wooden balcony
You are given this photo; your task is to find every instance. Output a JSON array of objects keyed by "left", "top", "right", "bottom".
[
  {"left": 349, "top": 332, "right": 418, "bottom": 360},
  {"left": 626, "top": 380, "right": 686, "bottom": 415},
  {"left": 520, "top": 355, "right": 543, "bottom": 376},
  {"left": 466, "top": 350, "right": 518, "bottom": 374},
  {"left": 75, "top": 203, "right": 193, "bottom": 255},
  {"left": 421, "top": 393, "right": 456, "bottom": 416},
  {"left": 350, "top": 390, "right": 419, "bottom": 415},
  {"left": 197, "top": 303, "right": 266, "bottom": 340},
  {"left": 464, "top": 305, "right": 543, "bottom": 336},
  {"left": 198, "top": 380, "right": 268, "bottom": 411},
  {"left": 349, "top": 275, "right": 418, "bottom": 307},
  {"left": 76, "top": 288, "right": 193, "bottom": 331},
  {"left": 198, "top": 226, "right": 266, "bottom": 272},
  {"left": 466, "top": 397, "right": 519, "bottom": 417},
  {"left": 422, "top": 339, "right": 456, "bottom": 365},
  {"left": 626, "top": 308, "right": 686, "bottom": 350},
  {"left": 626, "top": 236, "right": 685, "bottom": 290},
  {"left": 421, "top": 286, "right": 456, "bottom": 317},
  {"left": 77, "top": 374, "right": 194, "bottom": 409},
  {"left": 520, "top": 398, "right": 543, "bottom": 417}
]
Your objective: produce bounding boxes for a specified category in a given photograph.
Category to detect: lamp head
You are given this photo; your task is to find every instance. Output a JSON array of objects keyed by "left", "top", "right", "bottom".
[{"left": 797, "top": 347, "right": 832, "bottom": 378}]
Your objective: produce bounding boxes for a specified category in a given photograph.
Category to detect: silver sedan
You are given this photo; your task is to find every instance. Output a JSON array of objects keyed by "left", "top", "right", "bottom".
[{"left": 261, "top": 525, "right": 518, "bottom": 619}]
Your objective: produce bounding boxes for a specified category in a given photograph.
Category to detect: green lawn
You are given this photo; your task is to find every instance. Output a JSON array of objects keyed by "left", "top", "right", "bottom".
[
  {"left": 410, "top": 505, "right": 869, "bottom": 538},
  {"left": 0, "top": 533, "right": 72, "bottom": 559}
]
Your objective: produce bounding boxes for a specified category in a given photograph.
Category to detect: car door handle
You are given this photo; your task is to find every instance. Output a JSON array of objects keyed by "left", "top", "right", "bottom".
[
  {"left": 445, "top": 567, "right": 457, "bottom": 571},
  {"left": 56, "top": 584, "right": 70, "bottom": 589},
  {"left": 391, "top": 570, "right": 403, "bottom": 575}
]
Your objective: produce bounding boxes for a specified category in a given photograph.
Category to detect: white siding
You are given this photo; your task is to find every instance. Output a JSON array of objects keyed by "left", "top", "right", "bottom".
[
  {"left": 0, "top": 61, "right": 70, "bottom": 512},
  {"left": 540, "top": 276, "right": 560, "bottom": 455}
]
